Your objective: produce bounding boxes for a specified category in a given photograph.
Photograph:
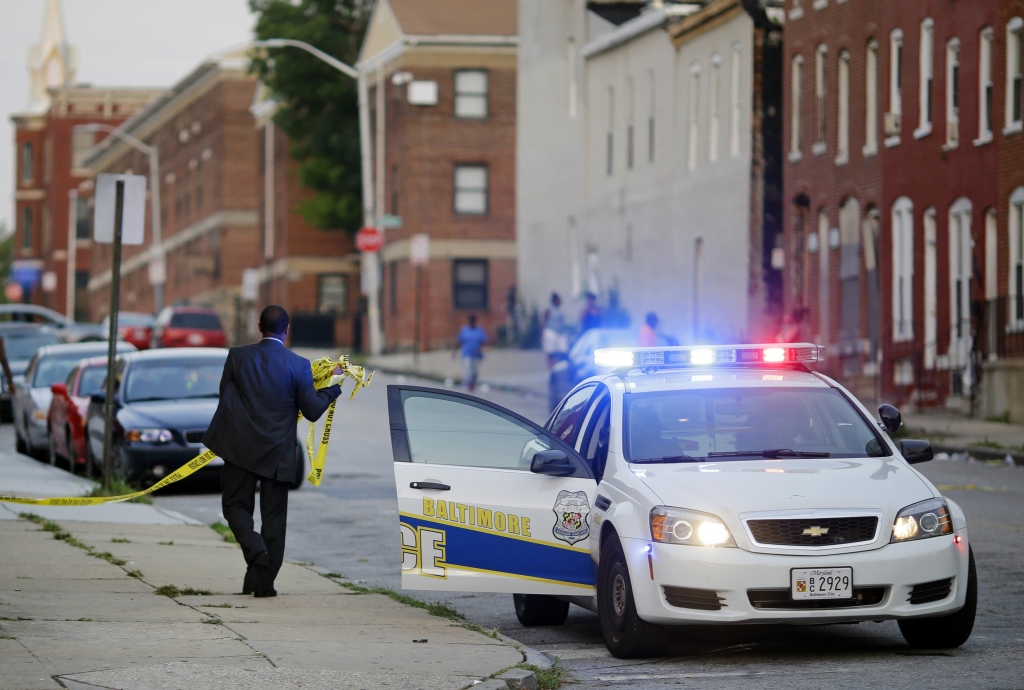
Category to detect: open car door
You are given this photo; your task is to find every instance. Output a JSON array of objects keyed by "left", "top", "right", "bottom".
[{"left": 388, "top": 385, "right": 598, "bottom": 596}]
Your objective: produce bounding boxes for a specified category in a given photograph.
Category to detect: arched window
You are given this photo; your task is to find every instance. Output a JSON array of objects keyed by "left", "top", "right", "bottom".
[
  {"left": 836, "top": 50, "right": 850, "bottom": 163},
  {"left": 891, "top": 197, "right": 914, "bottom": 341},
  {"left": 1006, "top": 17, "right": 1023, "bottom": 131},
  {"left": 1009, "top": 187, "right": 1024, "bottom": 326},
  {"left": 924, "top": 207, "right": 937, "bottom": 368},
  {"left": 790, "top": 54, "right": 804, "bottom": 160},
  {"left": 949, "top": 197, "right": 973, "bottom": 366},
  {"left": 21, "top": 142, "right": 33, "bottom": 183}
]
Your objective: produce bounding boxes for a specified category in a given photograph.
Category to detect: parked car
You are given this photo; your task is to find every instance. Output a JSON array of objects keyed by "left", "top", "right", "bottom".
[
  {"left": 0, "top": 303, "right": 106, "bottom": 343},
  {"left": 0, "top": 324, "right": 62, "bottom": 421},
  {"left": 13, "top": 341, "right": 137, "bottom": 457},
  {"left": 83, "top": 348, "right": 304, "bottom": 488},
  {"left": 150, "top": 306, "right": 226, "bottom": 349},
  {"left": 569, "top": 328, "right": 678, "bottom": 384},
  {"left": 101, "top": 311, "right": 155, "bottom": 351},
  {"left": 47, "top": 356, "right": 108, "bottom": 473}
]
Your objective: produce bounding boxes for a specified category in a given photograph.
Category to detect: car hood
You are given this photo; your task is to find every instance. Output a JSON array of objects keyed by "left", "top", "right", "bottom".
[
  {"left": 633, "top": 457, "right": 936, "bottom": 552},
  {"left": 117, "top": 398, "right": 219, "bottom": 433}
]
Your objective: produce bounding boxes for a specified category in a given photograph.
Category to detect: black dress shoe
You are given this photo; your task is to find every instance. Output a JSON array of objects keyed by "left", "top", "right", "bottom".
[
  {"left": 254, "top": 588, "right": 277, "bottom": 598},
  {"left": 252, "top": 551, "right": 271, "bottom": 568}
]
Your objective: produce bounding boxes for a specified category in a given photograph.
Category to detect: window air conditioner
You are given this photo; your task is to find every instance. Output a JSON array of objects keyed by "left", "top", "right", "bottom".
[{"left": 885, "top": 112, "right": 901, "bottom": 136}]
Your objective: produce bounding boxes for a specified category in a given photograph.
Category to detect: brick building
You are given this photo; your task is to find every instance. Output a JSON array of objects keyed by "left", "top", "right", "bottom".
[
  {"left": 9, "top": 0, "right": 159, "bottom": 319},
  {"left": 358, "top": 0, "right": 518, "bottom": 351},
  {"left": 782, "top": 0, "right": 1024, "bottom": 416}
]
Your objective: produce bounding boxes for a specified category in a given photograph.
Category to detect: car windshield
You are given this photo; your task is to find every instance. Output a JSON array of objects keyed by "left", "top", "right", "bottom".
[
  {"left": 33, "top": 356, "right": 91, "bottom": 388},
  {"left": 123, "top": 359, "right": 224, "bottom": 402},
  {"left": 169, "top": 313, "right": 221, "bottom": 330},
  {"left": 77, "top": 366, "right": 106, "bottom": 397},
  {"left": 3, "top": 332, "right": 61, "bottom": 360},
  {"left": 624, "top": 387, "right": 890, "bottom": 462}
]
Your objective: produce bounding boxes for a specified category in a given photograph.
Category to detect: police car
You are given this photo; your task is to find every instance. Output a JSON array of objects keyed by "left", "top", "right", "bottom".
[{"left": 387, "top": 344, "right": 975, "bottom": 658}]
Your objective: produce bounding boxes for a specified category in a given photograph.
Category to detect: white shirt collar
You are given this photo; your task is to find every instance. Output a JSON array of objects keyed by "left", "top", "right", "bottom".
[{"left": 262, "top": 337, "right": 284, "bottom": 345}]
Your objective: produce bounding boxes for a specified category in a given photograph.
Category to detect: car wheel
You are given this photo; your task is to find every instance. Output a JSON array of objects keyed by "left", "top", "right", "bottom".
[
  {"left": 289, "top": 447, "right": 306, "bottom": 490},
  {"left": 598, "top": 535, "right": 668, "bottom": 659},
  {"left": 898, "top": 547, "right": 977, "bottom": 649},
  {"left": 513, "top": 593, "right": 570, "bottom": 626}
]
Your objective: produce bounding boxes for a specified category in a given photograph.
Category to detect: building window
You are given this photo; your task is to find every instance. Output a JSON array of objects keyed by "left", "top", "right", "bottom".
[
  {"left": 21, "top": 207, "right": 33, "bottom": 250},
  {"left": 627, "top": 77, "right": 635, "bottom": 169},
  {"left": 949, "top": 198, "right": 973, "bottom": 355},
  {"left": 74, "top": 270, "right": 89, "bottom": 289},
  {"left": 836, "top": 49, "right": 850, "bottom": 163},
  {"left": 567, "top": 38, "right": 578, "bottom": 119},
  {"left": 891, "top": 196, "right": 914, "bottom": 342},
  {"left": 864, "top": 39, "right": 879, "bottom": 155},
  {"left": 887, "top": 30, "right": 903, "bottom": 143},
  {"left": 453, "top": 165, "right": 487, "bottom": 214},
  {"left": 790, "top": 0, "right": 803, "bottom": 21},
  {"left": 730, "top": 44, "right": 742, "bottom": 158},
  {"left": 924, "top": 208, "right": 937, "bottom": 369},
  {"left": 452, "top": 259, "right": 488, "bottom": 310},
  {"left": 71, "top": 128, "right": 95, "bottom": 171},
  {"left": 648, "top": 68, "right": 656, "bottom": 162},
  {"left": 21, "top": 142, "right": 34, "bottom": 183},
  {"left": 317, "top": 274, "right": 348, "bottom": 315},
  {"left": 814, "top": 45, "right": 827, "bottom": 153},
  {"left": 709, "top": 54, "right": 722, "bottom": 163},
  {"left": 454, "top": 70, "right": 488, "bottom": 118},
  {"left": 606, "top": 86, "right": 615, "bottom": 175},
  {"left": 978, "top": 28, "right": 994, "bottom": 143},
  {"left": 688, "top": 64, "right": 701, "bottom": 170},
  {"left": 75, "top": 196, "right": 91, "bottom": 240},
  {"left": 1010, "top": 188, "right": 1024, "bottom": 325},
  {"left": 917, "top": 18, "right": 934, "bottom": 137},
  {"left": 946, "top": 38, "right": 960, "bottom": 147},
  {"left": 790, "top": 55, "right": 803, "bottom": 160},
  {"left": 1006, "top": 18, "right": 1023, "bottom": 132}
]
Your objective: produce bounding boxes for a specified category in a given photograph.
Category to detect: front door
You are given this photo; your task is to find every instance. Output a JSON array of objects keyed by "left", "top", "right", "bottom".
[{"left": 388, "top": 386, "right": 598, "bottom": 596}]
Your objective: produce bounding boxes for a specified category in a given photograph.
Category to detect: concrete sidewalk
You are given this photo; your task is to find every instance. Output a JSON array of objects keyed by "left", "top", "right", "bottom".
[
  {"left": 902, "top": 409, "right": 1024, "bottom": 464},
  {"left": 365, "top": 349, "right": 548, "bottom": 397}
]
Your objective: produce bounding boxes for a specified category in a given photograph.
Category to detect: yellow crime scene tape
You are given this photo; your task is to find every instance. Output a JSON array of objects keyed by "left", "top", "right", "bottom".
[{"left": 0, "top": 355, "right": 373, "bottom": 507}]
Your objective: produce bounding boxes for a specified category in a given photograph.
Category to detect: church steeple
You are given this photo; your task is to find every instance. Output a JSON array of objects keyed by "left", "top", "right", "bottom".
[{"left": 27, "top": 0, "right": 77, "bottom": 112}]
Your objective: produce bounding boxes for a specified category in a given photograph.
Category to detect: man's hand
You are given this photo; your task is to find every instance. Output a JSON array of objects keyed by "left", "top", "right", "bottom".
[{"left": 332, "top": 365, "right": 343, "bottom": 376}]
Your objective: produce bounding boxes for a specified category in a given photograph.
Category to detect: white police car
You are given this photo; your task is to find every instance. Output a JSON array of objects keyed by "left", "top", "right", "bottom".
[{"left": 387, "top": 344, "right": 975, "bottom": 658}]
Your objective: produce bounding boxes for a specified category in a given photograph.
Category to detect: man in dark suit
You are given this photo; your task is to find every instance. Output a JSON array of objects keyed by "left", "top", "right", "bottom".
[{"left": 204, "top": 305, "right": 342, "bottom": 597}]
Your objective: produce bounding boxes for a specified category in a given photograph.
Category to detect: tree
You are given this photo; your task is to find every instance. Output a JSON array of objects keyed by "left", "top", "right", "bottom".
[{"left": 249, "top": 0, "right": 370, "bottom": 233}]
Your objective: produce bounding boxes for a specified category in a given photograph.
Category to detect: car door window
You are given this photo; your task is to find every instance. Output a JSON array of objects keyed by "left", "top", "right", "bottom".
[
  {"left": 401, "top": 391, "right": 553, "bottom": 470},
  {"left": 547, "top": 385, "right": 595, "bottom": 446},
  {"left": 580, "top": 390, "right": 611, "bottom": 481}
]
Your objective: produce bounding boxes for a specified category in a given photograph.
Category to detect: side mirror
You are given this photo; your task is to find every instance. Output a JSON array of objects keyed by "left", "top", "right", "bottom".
[
  {"left": 50, "top": 383, "right": 67, "bottom": 396},
  {"left": 898, "top": 439, "right": 934, "bottom": 464},
  {"left": 90, "top": 391, "right": 106, "bottom": 405},
  {"left": 530, "top": 449, "right": 575, "bottom": 477},
  {"left": 878, "top": 404, "right": 902, "bottom": 434}
]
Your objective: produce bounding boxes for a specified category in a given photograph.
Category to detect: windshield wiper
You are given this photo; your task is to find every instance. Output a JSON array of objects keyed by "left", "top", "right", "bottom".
[
  {"left": 707, "top": 449, "right": 831, "bottom": 459},
  {"left": 631, "top": 455, "right": 703, "bottom": 464}
]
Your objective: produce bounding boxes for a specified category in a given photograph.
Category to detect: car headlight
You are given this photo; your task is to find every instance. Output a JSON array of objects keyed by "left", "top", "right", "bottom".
[
  {"left": 890, "top": 498, "right": 953, "bottom": 543},
  {"left": 650, "top": 506, "right": 736, "bottom": 547},
  {"left": 31, "top": 408, "right": 48, "bottom": 421},
  {"left": 125, "top": 428, "right": 173, "bottom": 444}
]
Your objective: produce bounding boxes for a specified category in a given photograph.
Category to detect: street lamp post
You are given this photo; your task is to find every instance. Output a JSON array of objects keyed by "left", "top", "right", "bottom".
[
  {"left": 252, "top": 38, "right": 382, "bottom": 356},
  {"left": 74, "top": 123, "right": 164, "bottom": 312}
]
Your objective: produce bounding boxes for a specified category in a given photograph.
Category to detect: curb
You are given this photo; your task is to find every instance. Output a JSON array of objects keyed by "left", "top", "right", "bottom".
[
  {"left": 931, "top": 442, "right": 1024, "bottom": 466},
  {"left": 368, "top": 363, "right": 546, "bottom": 399}
]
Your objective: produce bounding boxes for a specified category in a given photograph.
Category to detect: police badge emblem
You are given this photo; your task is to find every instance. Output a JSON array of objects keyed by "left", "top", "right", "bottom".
[{"left": 551, "top": 490, "right": 591, "bottom": 545}]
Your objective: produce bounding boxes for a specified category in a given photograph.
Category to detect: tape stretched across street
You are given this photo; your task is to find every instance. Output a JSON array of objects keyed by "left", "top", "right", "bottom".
[{"left": 0, "top": 356, "right": 373, "bottom": 506}]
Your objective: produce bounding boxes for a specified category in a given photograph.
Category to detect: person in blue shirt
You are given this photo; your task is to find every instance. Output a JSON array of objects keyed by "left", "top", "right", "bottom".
[{"left": 456, "top": 314, "right": 488, "bottom": 391}]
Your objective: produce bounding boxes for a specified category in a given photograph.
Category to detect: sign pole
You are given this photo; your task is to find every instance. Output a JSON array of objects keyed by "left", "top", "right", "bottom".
[{"left": 101, "top": 180, "right": 124, "bottom": 493}]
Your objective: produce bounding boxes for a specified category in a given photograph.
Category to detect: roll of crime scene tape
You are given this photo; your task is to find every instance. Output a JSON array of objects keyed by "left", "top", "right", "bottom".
[{"left": 0, "top": 355, "right": 373, "bottom": 506}]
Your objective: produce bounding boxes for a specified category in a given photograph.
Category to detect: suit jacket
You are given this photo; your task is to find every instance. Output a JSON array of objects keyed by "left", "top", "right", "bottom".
[{"left": 203, "top": 339, "right": 341, "bottom": 481}]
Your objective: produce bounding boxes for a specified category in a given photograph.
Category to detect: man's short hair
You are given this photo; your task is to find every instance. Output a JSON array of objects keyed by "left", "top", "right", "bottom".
[
  {"left": 259, "top": 305, "right": 289, "bottom": 335},
  {"left": 468, "top": 314, "right": 477, "bottom": 326}
]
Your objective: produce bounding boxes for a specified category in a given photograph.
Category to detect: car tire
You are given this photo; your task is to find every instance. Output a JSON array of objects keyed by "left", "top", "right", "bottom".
[
  {"left": 598, "top": 535, "right": 668, "bottom": 659},
  {"left": 898, "top": 546, "right": 977, "bottom": 649},
  {"left": 513, "top": 593, "right": 570, "bottom": 626},
  {"left": 289, "top": 447, "right": 306, "bottom": 490}
]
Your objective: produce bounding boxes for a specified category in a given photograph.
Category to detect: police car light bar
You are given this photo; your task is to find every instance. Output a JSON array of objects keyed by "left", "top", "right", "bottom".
[{"left": 593, "top": 343, "right": 823, "bottom": 370}]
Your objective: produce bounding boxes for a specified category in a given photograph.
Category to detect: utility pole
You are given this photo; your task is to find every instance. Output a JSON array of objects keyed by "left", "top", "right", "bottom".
[{"left": 101, "top": 181, "right": 124, "bottom": 493}]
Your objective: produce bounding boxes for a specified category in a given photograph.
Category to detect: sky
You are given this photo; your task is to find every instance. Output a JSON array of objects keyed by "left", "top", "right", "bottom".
[{"left": 0, "top": 0, "right": 257, "bottom": 235}]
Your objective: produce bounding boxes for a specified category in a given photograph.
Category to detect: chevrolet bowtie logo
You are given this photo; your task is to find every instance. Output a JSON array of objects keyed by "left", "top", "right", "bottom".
[{"left": 802, "top": 526, "right": 830, "bottom": 537}]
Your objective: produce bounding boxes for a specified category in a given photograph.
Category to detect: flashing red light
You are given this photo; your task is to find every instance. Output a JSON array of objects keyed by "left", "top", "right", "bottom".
[{"left": 954, "top": 535, "right": 962, "bottom": 544}]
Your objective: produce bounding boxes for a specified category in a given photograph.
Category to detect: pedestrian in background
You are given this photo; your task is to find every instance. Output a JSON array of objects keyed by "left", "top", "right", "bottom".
[
  {"left": 638, "top": 312, "right": 659, "bottom": 347},
  {"left": 456, "top": 314, "right": 487, "bottom": 391},
  {"left": 580, "top": 292, "right": 603, "bottom": 333},
  {"left": 542, "top": 292, "right": 569, "bottom": 365}
]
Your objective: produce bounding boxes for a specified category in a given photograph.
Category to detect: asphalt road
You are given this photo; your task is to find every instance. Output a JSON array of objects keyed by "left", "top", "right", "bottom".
[{"left": 137, "top": 371, "right": 1024, "bottom": 688}]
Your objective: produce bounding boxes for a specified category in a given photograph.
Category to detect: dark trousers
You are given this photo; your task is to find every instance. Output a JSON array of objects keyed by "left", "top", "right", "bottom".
[{"left": 221, "top": 460, "right": 289, "bottom": 586}]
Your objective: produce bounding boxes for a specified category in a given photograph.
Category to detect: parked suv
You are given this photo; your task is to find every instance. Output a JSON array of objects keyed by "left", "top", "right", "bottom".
[{"left": 150, "top": 307, "right": 226, "bottom": 349}]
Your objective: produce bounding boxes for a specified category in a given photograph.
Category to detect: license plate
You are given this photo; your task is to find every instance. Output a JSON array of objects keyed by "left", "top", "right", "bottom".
[
  {"left": 791, "top": 567, "right": 852, "bottom": 599},
  {"left": 187, "top": 334, "right": 204, "bottom": 345}
]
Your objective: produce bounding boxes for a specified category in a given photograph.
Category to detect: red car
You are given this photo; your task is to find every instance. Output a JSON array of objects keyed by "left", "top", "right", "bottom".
[
  {"left": 150, "top": 306, "right": 226, "bottom": 349},
  {"left": 101, "top": 311, "right": 155, "bottom": 350},
  {"left": 48, "top": 356, "right": 108, "bottom": 473}
]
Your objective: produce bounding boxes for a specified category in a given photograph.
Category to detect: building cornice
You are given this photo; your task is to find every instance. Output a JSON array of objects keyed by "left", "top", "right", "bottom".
[{"left": 668, "top": 0, "right": 745, "bottom": 47}]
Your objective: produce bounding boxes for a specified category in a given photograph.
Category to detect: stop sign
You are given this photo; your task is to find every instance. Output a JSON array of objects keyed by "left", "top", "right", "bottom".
[{"left": 355, "top": 227, "right": 383, "bottom": 253}]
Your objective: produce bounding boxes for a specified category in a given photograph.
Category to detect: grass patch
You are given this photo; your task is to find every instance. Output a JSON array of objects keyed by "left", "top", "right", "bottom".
[
  {"left": 181, "top": 587, "right": 212, "bottom": 596},
  {"left": 326, "top": 573, "right": 345, "bottom": 579},
  {"left": 210, "top": 522, "right": 237, "bottom": 544},
  {"left": 201, "top": 618, "right": 222, "bottom": 625},
  {"left": 157, "top": 585, "right": 213, "bottom": 597},
  {"left": 977, "top": 440, "right": 1004, "bottom": 449},
  {"left": 111, "top": 538, "right": 131, "bottom": 543},
  {"left": 154, "top": 585, "right": 181, "bottom": 597},
  {"left": 986, "top": 411, "right": 1012, "bottom": 424},
  {"left": 91, "top": 551, "right": 127, "bottom": 566},
  {"left": 519, "top": 661, "right": 569, "bottom": 690},
  {"left": 0, "top": 617, "right": 33, "bottom": 621},
  {"left": 126, "top": 570, "right": 144, "bottom": 579},
  {"left": 201, "top": 603, "right": 243, "bottom": 609},
  {"left": 462, "top": 621, "right": 499, "bottom": 638},
  {"left": 87, "top": 479, "right": 151, "bottom": 504},
  {"left": 20, "top": 514, "right": 90, "bottom": 549},
  {"left": 71, "top": 618, "right": 92, "bottom": 622},
  {"left": 158, "top": 541, "right": 174, "bottom": 546},
  {"left": 335, "top": 580, "right": 464, "bottom": 621},
  {"left": 0, "top": 635, "right": 16, "bottom": 640}
]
